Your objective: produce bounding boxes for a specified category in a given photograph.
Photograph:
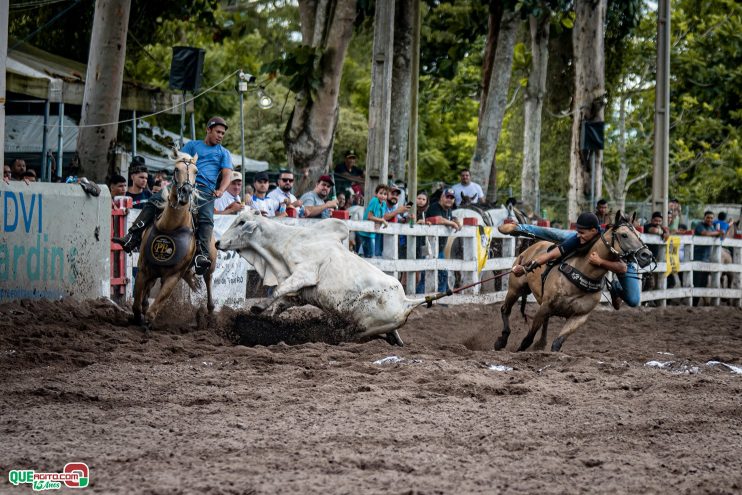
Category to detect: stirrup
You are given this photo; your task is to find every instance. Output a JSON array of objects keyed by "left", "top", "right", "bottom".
[
  {"left": 112, "top": 232, "right": 140, "bottom": 253},
  {"left": 194, "top": 254, "right": 211, "bottom": 275}
]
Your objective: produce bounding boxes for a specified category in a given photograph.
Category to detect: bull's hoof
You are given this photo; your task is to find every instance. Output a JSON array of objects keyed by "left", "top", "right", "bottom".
[
  {"left": 385, "top": 330, "right": 404, "bottom": 347},
  {"left": 551, "top": 336, "right": 565, "bottom": 352}
]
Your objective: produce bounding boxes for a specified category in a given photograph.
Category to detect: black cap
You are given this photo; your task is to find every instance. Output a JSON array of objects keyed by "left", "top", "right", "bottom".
[
  {"left": 345, "top": 149, "right": 357, "bottom": 158},
  {"left": 130, "top": 155, "right": 146, "bottom": 168},
  {"left": 575, "top": 212, "right": 600, "bottom": 230},
  {"left": 254, "top": 171, "right": 269, "bottom": 182},
  {"left": 207, "top": 116, "right": 228, "bottom": 130}
]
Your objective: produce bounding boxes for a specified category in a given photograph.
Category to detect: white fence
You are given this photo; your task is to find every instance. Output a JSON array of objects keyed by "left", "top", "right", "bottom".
[{"left": 123, "top": 214, "right": 742, "bottom": 308}]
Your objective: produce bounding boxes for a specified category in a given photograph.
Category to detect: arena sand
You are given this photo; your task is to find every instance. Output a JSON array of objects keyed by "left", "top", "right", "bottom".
[{"left": 0, "top": 298, "right": 741, "bottom": 494}]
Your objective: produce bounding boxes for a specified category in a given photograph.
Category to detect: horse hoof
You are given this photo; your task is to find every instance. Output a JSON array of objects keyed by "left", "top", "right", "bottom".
[
  {"left": 551, "top": 336, "right": 565, "bottom": 352},
  {"left": 128, "top": 314, "right": 142, "bottom": 325},
  {"left": 250, "top": 304, "right": 267, "bottom": 314},
  {"left": 141, "top": 321, "right": 152, "bottom": 335},
  {"left": 494, "top": 339, "right": 506, "bottom": 351}
]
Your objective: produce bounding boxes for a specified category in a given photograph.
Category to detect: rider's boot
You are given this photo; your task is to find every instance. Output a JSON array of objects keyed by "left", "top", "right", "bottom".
[
  {"left": 498, "top": 223, "right": 521, "bottom": 235},
  {"left": 193, "top": 223, "right": 213, "bottom": 276},
  {"left": 112, "top": 203, "right": 156, "bottom": 253},
  {"left": 609, "top": 279, "right": 623, "bottom": 310}
]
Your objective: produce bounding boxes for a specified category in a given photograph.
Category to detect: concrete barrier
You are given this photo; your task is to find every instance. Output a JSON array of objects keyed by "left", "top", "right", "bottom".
[{"left": 0, "top": 182, "right": 111, "bottom": 302}]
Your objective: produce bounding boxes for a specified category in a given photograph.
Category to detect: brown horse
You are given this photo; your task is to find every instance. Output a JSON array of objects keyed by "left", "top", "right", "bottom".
[
  {"left": 495, "top": 211, "right": 653, "bottom": 352},
  {"left": 131, "top": 150, "right": 216, "bottom": 330}
]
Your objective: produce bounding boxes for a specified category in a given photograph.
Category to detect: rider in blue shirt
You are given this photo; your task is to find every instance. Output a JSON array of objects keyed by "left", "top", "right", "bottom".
[
  {"left": 114, "top": 117, "right": 234, "bottom": 275},
  {"left": 499, "top": 212, "right": 640, "bottom": 310}
]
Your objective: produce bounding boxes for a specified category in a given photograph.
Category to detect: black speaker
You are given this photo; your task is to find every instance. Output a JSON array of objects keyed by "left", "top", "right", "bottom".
[
  {"left": 169, "top": 46, "right": 205, "bottom": 92},
  {"left": 580, "top": 121, "right": 605, "bottom": 151}
]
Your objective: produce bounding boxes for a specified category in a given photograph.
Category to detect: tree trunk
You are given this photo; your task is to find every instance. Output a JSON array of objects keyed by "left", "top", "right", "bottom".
[
  {"left": 521, "top": 13, "right": 550, "bottom": 213},
  {"left": 287, "top": 0, "right": 356, "bottom": 196},
  {"left": 479, "top": 2, "right": 503, "bottom": 122},
  {"left": 388, "top": 0, "right": 413, "bottom": 182},
  {"left": 567, "top": 0, "right": 606, "bottom": 222},
  {"left": 76, "top": 0, "right": 131, "bottom": 183},
  {"left": 470, "top": 9, "right": 518, "bottom": 202},
  {"left": 365, "top": 0, "right": 395, "bottom": 199},
  {"left": 604, "top": 91, "right": 647, "bottom": 214}
]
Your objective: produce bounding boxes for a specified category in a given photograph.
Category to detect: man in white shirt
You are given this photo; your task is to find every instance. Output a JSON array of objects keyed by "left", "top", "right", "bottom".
[
  {"left": 214, "top": 171, "right": 245, "bottom": 214},
  {"left": 251, "top": 171, "right": 281, "bottom": 217},
  {"left": 451, "top": 169, "right": 484, "bottom": 206},
  {"left": 267, "top": 169, "right": 302, "bottom": 212}
]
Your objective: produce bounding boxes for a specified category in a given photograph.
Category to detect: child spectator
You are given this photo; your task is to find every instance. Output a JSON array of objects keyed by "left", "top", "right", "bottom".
[
  {"left": 714, "top": 212, "right": 730, "bottom": 235},
  {"left": 357, "top": 184, "right": 390, "bottom": 258}
]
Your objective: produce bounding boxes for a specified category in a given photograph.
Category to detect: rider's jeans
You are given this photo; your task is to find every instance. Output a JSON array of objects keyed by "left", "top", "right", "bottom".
[
  {"left": 195, "top": 184, "right": 215, "bottom": 255},
  {"left": 511, "top": 224, "right": 574, "bottom": 243},
  {"left": 612, "top": 263, "right": 640, "bottom": 307},
  {"left": 511, "top": 223, "right": 640, "bottom": 307}
]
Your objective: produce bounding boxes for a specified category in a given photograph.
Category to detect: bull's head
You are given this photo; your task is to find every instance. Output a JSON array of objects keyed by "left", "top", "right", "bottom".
[{"left": 215, "top": 209, "right": 263, "bottom": 252}]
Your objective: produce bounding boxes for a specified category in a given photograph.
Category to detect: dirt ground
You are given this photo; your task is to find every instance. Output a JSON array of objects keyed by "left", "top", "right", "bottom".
[{"left": 1, "top": 298, "right": 741, "bottom": 495}]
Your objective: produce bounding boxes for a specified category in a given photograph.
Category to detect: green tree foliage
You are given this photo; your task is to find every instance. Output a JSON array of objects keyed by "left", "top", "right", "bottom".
[
  {"left": 602, "top": 0, "right": 741, "bottom": 209},
  {"left": 669, "top": 0, "right": 741, "bottom": 204},
  {"left": 12, "top": 0, "right": 739, "bottom": 206}
]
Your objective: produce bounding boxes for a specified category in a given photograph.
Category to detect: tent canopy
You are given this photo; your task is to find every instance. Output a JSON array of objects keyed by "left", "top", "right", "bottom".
[{"left": 6, "top": 42, "right": 190, "bottom": 114}]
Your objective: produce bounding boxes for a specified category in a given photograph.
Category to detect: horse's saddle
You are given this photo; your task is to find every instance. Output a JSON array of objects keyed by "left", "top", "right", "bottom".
[
  {"left": 142, "top": 224, "right": 194, "bottom": 267},
  {"left": 557, "top": 263, "right": 604, "bottom": 293}
]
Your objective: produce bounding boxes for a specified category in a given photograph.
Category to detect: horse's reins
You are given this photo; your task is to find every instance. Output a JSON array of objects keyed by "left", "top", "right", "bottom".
[
  {"left": 422, "top": 270, "right": 513, "bottom": 308},
  {"left": 599, "top": 221, "right": 654, "bottom": 276},
  {"left": 169, "top": 157, "right": 198, "bottom": 211}
]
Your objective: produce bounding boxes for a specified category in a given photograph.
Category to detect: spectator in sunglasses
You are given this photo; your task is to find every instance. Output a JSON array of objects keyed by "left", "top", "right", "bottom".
[{"left": 267, "top": 169, "right": 303, "bottom": 211}]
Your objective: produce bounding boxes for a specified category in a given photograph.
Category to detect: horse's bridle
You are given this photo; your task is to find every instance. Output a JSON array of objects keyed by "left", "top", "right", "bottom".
[
  {"left": 600, "top": 220, "right": 654, "bottom": 268},
  {"left": 170, "top": 157, "right": 197, "bottom": 210}
]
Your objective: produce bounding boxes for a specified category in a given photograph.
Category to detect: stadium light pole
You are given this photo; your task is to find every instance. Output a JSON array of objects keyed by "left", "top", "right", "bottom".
[{"left": 237, "top": 71, "right": 273, "bottom": 201}]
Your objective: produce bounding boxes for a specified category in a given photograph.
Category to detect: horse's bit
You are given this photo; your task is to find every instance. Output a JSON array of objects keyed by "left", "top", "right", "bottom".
[
  {"left": 170, "top": 157, "right": 197, "bottom": 211},
  {"left": 600, "top": 221, "right": 654, "bottom": 269}
]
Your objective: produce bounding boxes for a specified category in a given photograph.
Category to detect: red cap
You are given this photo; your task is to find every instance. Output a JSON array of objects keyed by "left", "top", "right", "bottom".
[{"left": 318, "top": 174, "right": 334, "bottom": 186}]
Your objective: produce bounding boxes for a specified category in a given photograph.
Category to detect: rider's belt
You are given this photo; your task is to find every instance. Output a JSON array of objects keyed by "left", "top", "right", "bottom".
[
  {"left": 143, "top": 225, "right": 194, "bottom": 267},
  {"left": 558, "top": 263, "right": 603, "bottom": 293}
]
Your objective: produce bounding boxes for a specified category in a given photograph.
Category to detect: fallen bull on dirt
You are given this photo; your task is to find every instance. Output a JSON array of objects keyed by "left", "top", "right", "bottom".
[{"left": 216, "top": 210, "right": 425, "bottom": 345}]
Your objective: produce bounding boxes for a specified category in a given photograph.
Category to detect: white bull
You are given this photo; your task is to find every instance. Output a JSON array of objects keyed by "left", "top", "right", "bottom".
[{"left": 215, "top": 209, "right": 424, "bottom": 345}]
